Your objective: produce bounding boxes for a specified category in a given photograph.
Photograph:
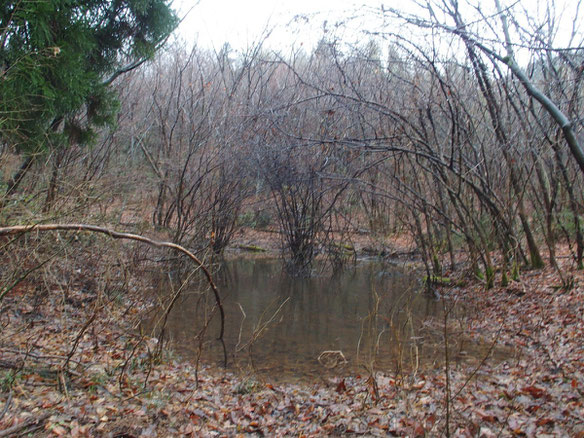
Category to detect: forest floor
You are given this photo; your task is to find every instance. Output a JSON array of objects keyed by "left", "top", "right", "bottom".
[{"left": 0, "top": 232, "right": 583, "bottom": 437}]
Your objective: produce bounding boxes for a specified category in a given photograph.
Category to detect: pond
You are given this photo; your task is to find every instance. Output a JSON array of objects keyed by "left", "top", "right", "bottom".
[{"left": 154, "top": 258, "right": 486, "bottom": 383}]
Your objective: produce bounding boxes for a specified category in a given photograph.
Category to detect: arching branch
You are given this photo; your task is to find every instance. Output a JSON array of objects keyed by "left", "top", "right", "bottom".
[{"left": 0, "top": 223, "right": 227, "bottom": 365}]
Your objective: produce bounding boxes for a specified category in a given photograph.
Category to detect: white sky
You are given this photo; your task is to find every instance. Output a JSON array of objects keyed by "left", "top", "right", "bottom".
[
  {"left": 172, "top": 0, "right": 583, "bottom": 54},
  {"left": 173, "top": 0, "right": 383, "bottom": 51}
]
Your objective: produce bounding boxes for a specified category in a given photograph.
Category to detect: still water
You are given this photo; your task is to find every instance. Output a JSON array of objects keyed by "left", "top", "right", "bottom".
[{"left": 156, "top": 258, "right": 466, "bottom": 382}]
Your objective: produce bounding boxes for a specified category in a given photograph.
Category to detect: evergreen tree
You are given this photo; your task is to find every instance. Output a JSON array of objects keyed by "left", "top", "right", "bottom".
[{"left": 0, "top": 0, "right": 177, "bottom": 158}]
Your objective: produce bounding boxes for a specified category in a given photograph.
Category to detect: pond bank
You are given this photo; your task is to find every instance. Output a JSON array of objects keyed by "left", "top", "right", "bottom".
[
  {"left": 226, "top": 227, "right": 420, "bottom": 261},
  {"left": 0, "top": 249, "right": 582, "bottom": 436}
]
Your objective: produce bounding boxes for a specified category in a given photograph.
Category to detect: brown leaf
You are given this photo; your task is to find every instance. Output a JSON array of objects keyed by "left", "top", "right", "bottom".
[
  {"left": 521, "top": 385, "right": 546, "bottom": 399},
  {"left": 426, "top": 414, "right": 436, "bottom": 426},
  {"left": 411, "top": 380, "right": 426, "bottom": 390},
  {"left": 476, "top": 409, "right": 497, "bottom": 423},
  {"left": 413, "top": 423, "right": 425, "bottom": 437},
  {"left": 535, "top": 418, "right": 554, "bottom": 426},
  {"left": 51, "top": 425, "right": 68, "bottom": 436}
]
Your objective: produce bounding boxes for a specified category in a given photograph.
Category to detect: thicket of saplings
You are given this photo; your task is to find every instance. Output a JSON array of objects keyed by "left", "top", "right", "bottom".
[{"left": 2, "top": 13, "right": 583, "bottom": 288}]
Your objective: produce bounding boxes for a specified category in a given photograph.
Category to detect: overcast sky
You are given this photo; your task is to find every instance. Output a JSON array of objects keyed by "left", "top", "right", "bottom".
[
  {"left": 173, "top": 0, "right": 583, "bottom": 53},
  {"left": 174, "top": 0, "right": 382, "bottom": 50}
]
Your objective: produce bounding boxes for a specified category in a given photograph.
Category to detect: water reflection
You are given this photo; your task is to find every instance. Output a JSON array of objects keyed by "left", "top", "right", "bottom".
[{"left": 159, "top": 258, "right": 452, "bottom": 382}]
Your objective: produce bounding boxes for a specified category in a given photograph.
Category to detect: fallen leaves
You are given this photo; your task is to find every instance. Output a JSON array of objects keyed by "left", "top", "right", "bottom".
[
  {"left": 521, "top": 385, "right": 547, "bottom": 399},
  {"left": 0, "top": 256, "right": 583, "bottom": 436}
]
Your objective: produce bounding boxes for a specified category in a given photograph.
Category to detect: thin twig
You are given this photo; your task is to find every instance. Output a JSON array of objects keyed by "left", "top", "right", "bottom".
[
  {"left": 0, "top": 223, "right": 226, "bottom": 365},
  {"left": 0, "top": 412, "right": 51, "bottom": 437},
  {"left": 0, "top": 392, "right": 12, "bottom": 421}
]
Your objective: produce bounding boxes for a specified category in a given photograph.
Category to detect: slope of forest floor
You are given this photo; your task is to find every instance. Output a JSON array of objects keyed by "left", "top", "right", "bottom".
[{"left": 0, "top": 248, "right": 583, "bottom": 437}]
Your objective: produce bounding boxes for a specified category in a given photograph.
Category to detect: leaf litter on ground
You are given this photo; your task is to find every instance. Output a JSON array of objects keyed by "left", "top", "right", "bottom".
[{"left": 0, "top": 256, "right": 583, "bottom": 437}]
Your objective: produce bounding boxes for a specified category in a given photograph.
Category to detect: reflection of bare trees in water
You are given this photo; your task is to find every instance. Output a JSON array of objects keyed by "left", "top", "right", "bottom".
[
  {"left": 155, "top": 258, "right": 459, "bottom": 380},
  {"left": 357, "top": 277, "right": 422, "bottom": 384}
]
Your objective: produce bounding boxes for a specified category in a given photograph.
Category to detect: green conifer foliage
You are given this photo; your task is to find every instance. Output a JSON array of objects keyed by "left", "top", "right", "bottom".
[{"left": 0, "top": 0, "right": 177, "bottom": 153}]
